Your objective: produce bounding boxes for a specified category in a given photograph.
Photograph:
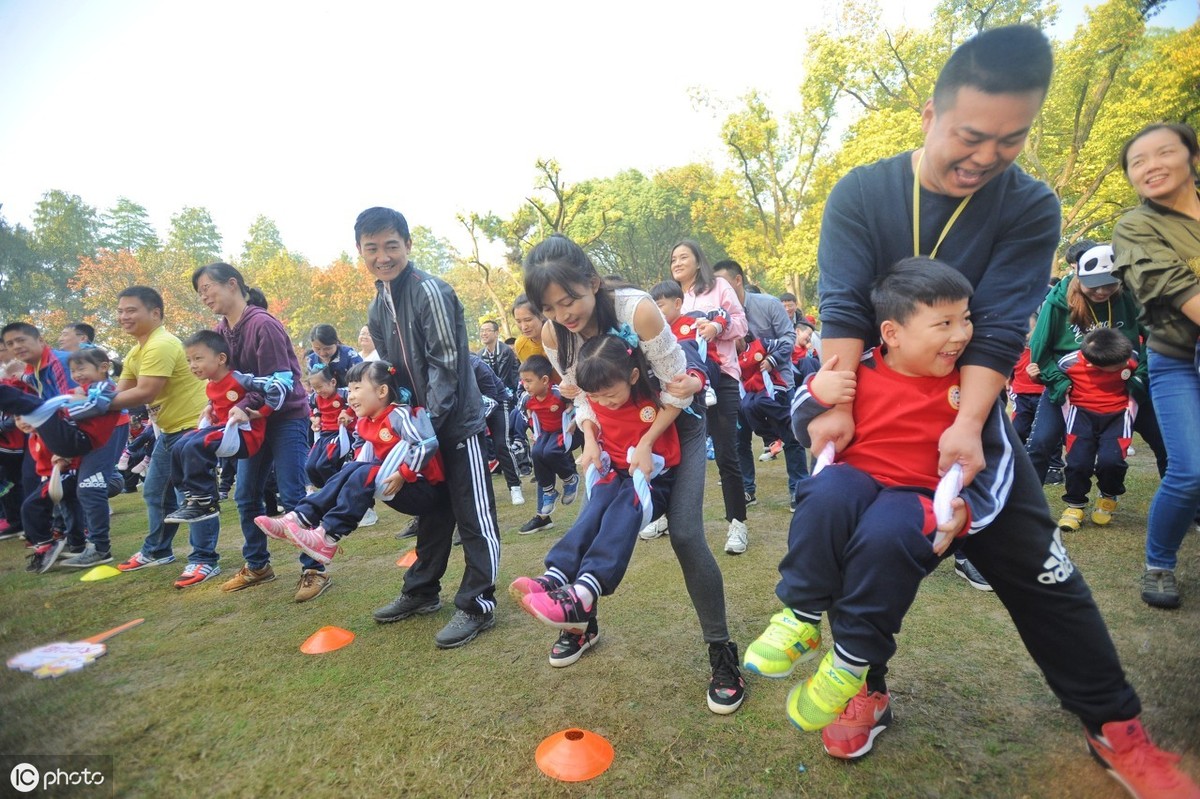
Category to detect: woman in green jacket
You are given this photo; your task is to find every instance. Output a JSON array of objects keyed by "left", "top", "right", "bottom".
[
  {"left": 1112, "top": 122, "right": 1200, "bottom": 610},
  {"left": 1025, "top": 245, "right": 1165, "bottom": 487}
]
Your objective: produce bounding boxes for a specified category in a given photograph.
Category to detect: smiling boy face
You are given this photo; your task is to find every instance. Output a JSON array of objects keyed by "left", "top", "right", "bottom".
[{"left": 880, "top": 298, "right": 973, "bottom": 378}]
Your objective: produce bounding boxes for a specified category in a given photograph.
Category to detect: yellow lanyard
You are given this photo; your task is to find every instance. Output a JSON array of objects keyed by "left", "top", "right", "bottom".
[
  {"left": 1088, "top": 300, "right": 1112, "bottom": 329},
  {"left": 913, "top": 150, "right": 972, "bottom": 258}
]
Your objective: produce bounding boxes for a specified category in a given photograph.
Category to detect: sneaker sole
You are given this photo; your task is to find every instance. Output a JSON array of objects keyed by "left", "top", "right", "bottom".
[
  {"left": 953, "top": 568, "right": 994, "bottom": 592},
  {"left": 175, "top": 566, "right": 221, "bottom": 589},
  {"left": 519, "top": 597, "right": 590, "bottom": 634},
  {"left": 434, "top": 616, "right": 496, "bottom": 649},
  {"left": 518, "top": 523, "right": 554, "bottom": 535},
  {"left": 707, "top": 692, "right": 745, "bottom": 715},
  {"left": 549, "top": 631, "right": 599, "bottom": 668},
  {"left": 164, "top": 510, "right": 221, "bottom": 525},
  {"left": 373, "top": 599, "right": 442, "bottom": 623},
  {"left": 725, "top": 543, "right": 747, "bottom": 555},
  {"left": 60, "top": 556, "right": 114, "bottom": 569},
  {"left": 744, "top": 646, "right": 820, "bottom": 679},
  {"left": 1085, "top": 738, "right": 1142, "bottom": 799}
]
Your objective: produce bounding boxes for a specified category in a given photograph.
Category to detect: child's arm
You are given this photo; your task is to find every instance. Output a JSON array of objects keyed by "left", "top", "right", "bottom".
[
  {"left": 790, "top": 356, "right": 857, "bottom": 448},
  {"left": 630, "top": 403, "right": 681, "bottom": 477},
  {"left": 64, "top": 381, "right": 118, "bottom": 421},
  {"left": 377, "top": 406, "right": 440, "bottom": 497},
  {"left": 955, "top": 403, "right": 1016, "bottom": 535}
]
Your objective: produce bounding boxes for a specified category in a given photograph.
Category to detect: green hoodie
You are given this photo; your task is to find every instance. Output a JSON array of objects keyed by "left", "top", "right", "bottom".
[{"left": 1028, "top": 274, "right": 1148, "bottom": 404}]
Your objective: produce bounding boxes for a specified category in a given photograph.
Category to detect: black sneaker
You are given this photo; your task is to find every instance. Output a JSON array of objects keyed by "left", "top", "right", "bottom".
[
  {"left": 1141, "top": 568, "right": 1181, "bottom": 609},
  {"left": 27, "top": 538, "right": 66, "bottom": 574},
  {"left": 59, "top": 544, "right": 113, "bottom": 568},
  {"left": 708, "top": 640, "right": 746, "bottom": 715},
  {"left": 953, "top": 555, "right": 993, "bottom": 592},
  {"left": 395, "top": 517, "right": 419, "bottom": 540},
  {"left": 519, "top": 514, "right": 553, "bottom": 535},
  {"left": 1045, "top": 468, "right": 1065, "bottom": 485},
  {"left": 164, "top": 500, "right": 220, "bottom": 525},
  {"left": 373, "top": 593, "right": 442, "bottom": 623},
  {"left": 744, "top": 492, "right": 757, "bottom": 507},
  {"left": 434, "top": 609, "right": 496, "bottom": 649},
  {"left": 549, "top": 617, "right": 599, "bottom": 668}
]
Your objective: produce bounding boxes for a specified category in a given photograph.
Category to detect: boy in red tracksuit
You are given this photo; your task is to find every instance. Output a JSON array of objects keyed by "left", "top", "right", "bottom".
[
  {"left": 516, "top": 355, "right": 580, "bottom": 534},
  {"left": 737, "top": 335, "right": 793, "bottom": 445},
  {"left": 164, "top": 331, "right": 289, "bottom": 524},
  {"left": 1054, "top": 327, "right": 1140, "bottom": 532}
]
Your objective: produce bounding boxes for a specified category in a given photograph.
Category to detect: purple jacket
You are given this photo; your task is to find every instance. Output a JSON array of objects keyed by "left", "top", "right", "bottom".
[{"left": 215, "top": 305, "right": 308, "bottom": 420}]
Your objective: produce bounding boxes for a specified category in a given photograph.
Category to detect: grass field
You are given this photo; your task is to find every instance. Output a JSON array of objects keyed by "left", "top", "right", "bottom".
[{"left": 2, "top": 438, "right": 1198, "bottom": 798}]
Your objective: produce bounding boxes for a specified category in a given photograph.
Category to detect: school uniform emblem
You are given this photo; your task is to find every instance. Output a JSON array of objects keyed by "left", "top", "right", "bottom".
[
  {"left": 640, "top": 406, "right": 656, "bottom": 423},
  {"left": 332, "top": 400, "right": 341, "bottom": 408},
  {"left": 754, "top": 352, "right": 764, "bottom": 361},
  {"left": 379, "top": 427, "right": 394, "bottom": 442},
  {"left": 948, "top": 385, "right": 960, "bottom": 410},
  {"left": 551, "top": 404, "right": 559, "bottom": 412},
  {"left": 680, "top": 324, "right": 692, "bottom": 335},
  {"left": 1120, "top": 368, "right": 1131, "bottom": 381},
  {"left": 226, "top": 391, "right": 239, "bottom": 402}
]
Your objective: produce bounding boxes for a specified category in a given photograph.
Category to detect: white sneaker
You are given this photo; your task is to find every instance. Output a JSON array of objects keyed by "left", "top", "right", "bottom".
[
  {"left": 359, "top": 508, "right": 379, "bottom": 527},
  {"left": 639, "top": 517, "right": 669, "bottom": 540},
  {"left": 758, "top": 450, "right": 775, "bottom": 462},
  {"left": 510, "top": 486, "right": 526, "bottom": 506},
  {"left": 724, "top": 519, "right": 748, "bottom": 554}
]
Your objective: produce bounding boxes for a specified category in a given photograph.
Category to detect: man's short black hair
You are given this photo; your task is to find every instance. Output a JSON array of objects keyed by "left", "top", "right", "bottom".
[
  {"left": 871, "top": 257, "right": 974, "bottom": 326},
  {"left": 355, "top": 207, "right": 410, "bottom": 245},
  {"left": 779, "top": 292, "right": 797, "bottom": 303},
  {"left": 713, "top": 259, "right": 744, "bottom": 280},
  {"left": 183, "top": 329, "right": 231, "bottom": 361},
  {"left": 480, "top": 320, "right": 500, "bottom": 333},
  {"left": 69, "top": 322, "right": 96, "bottom": 342},
  {"left": 1080, "top": 327, "right": 1133, "bottom": 368},
  {"left": 933, "top": 25, "right": 1053, "bottom": 110},
  {"left": 519, "top": 354, "right": 554, "bottom": 380},
  {"left": 117, "top": 286, "right": 164, "bottom": 317},
  {"left": 1, "top": 322, "right": 40, "bottom": 341},
  {"left": 649, "top": 280, "right": 684, "bottom": 302}
]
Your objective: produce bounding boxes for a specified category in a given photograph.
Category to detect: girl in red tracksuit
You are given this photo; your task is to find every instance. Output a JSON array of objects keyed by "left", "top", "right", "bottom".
[
  {"left": 256, "top": 360, "right": 446, "bottom": 566},
  {"left": 304, "top": 364, "right": 353, "bottom": 489},
  {"left": 511, "top": 332, "right": 680, "bottom": 666}
]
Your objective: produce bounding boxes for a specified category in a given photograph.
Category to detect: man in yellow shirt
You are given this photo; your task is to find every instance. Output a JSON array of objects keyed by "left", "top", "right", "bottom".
[{"left": 108, "top": 286, "right": 222, "bottom": 589}]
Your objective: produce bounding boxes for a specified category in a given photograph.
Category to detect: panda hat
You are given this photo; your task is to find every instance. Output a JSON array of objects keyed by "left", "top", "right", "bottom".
[{"left": 1076, "top": 244, "right": 1119, "bottom": 289}]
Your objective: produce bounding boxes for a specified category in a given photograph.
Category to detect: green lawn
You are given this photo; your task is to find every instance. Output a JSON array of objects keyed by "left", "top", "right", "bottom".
[{"left": 2, "top": 440, "right": 1197, "bottom": 798}]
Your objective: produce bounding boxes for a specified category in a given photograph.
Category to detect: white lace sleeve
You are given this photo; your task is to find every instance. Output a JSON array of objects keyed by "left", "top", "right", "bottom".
[
  {"left": 545, "top": 343, "right": 597, "bottom": 426},
  {"left": 640, "top": 321, "right": 691, "bottom": 410}
]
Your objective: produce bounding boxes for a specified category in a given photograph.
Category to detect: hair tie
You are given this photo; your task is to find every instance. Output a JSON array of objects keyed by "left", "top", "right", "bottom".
[
  {"left": 607, "top": 323, "right": 639, "bottom": 350},
  {"left": 387, "top": 365, "right": 396, "bottom": 375}
]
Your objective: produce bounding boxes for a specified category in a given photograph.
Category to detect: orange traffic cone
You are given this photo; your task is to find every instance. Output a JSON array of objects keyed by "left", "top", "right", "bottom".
[
  {"left": 300, "top": 626, "right": 355, "bottom": 654},
  {"left": 535, "top": 728, "right": 614, "bottom": 782},
  {"left": 396, "top": 550, "right": 417, "bottom": 568}
]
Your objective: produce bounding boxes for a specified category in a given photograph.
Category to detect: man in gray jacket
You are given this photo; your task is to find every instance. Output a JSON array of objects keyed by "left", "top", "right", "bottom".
[{"left": 360, "top": 207, "right": 500, "bottom": 649}]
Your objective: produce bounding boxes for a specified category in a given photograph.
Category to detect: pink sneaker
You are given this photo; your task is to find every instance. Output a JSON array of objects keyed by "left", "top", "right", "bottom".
[
  {"left": 508, "top": 575, "right": 560, "bottom": 603},
  {"left": 520, "top": 585, "right": 594, "bottom": 633},
  {"left": 254, "top": 512, "right": 297, "bottom": 541},
  {"left": 284, "top": 523, "right": 339, "bottom": 565}
]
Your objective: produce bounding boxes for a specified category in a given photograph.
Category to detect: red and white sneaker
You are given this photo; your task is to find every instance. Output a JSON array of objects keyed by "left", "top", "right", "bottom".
[
  {"left": 283, "top": 523, "right": 339, "bottom": 565},
  {"left": 1085, "top": 718, "right": 1200, "bottom": 799},
  {"left": 520, "top": 585, "right": 594, "bottom": 633},
  {"left": 174, "top": 563, "right": 221, "bottom": 589},
  {"left": 821, "top": 685, "right": 893, "bottom": 760},
  {"left": 254, "top": 512, "right": 297, "bottom": 541}
]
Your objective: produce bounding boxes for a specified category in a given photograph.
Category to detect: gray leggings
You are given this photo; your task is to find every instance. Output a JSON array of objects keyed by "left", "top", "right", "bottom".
[{"left": 666, "top": 406, "right": 730, "bottom": 643}]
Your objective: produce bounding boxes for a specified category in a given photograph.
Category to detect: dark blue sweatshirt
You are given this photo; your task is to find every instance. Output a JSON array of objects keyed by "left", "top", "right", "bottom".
[{"left": 817, "top": 151, "right": 1060, "bottom": 376}]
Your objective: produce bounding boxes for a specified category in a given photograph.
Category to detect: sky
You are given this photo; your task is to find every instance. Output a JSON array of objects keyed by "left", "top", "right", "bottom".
[{"left": 0, "top": 0, "right": 1196, "bottom": 266}]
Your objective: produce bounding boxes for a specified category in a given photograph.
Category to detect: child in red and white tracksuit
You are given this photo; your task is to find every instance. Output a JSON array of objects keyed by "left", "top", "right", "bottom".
[{"left": 305, "top": 365, "right": 353, "bottom": 489}]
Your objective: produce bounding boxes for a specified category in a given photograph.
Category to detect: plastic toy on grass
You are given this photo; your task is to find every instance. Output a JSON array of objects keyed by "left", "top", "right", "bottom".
[
  {"left": 300, "top": 626, "right": 355, "bottom": 654},
  {"left": 535, "top": 728, "right": 614, "bottom": 782},
  {"left": 7, "top": 618, "right": 144, "bottom": 679}
]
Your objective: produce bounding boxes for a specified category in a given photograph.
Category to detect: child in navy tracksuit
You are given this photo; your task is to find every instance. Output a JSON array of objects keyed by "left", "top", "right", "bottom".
[
  {"left": 164, "top": 331, "right": 289, "bottom": 525},
  {"left": 305, "top": 364, "right": 352, "bottom": 489},
  {"left": 1054, "top": 327, "right": 1140, "bottom": 532},
  {"left": 511, "top": 332, "right": 680, "bottom": 666},
  {"left": 515, "top": 355, "right": 580, "bottom": 533},
  {"left": 737, "top": 335, "right": 793, "bottom": 445},
  {"left": 256, "top": 360, "right": 445, "bottom": 566},
  {"left": 0, "top": 348, "right": 126, "bottom": 570},
  {"left": 1009, "top": 315, "right": 1043, "bottom": 444},
  {"left": 744, "top": 260, "right": 1014, "bottom": 756}
]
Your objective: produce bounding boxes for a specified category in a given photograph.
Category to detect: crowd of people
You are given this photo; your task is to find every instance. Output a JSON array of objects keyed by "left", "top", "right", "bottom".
[{"left": 1, "top": 24, "right": 1197, "bottom": 799}]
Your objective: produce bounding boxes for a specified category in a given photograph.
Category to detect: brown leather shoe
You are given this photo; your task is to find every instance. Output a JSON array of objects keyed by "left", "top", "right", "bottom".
[
  {"left": 294, "top": 569, "right": 331, "bottom": 603},
  {"left": 220, "top": 563, "right": 276, "bottom": 592}
]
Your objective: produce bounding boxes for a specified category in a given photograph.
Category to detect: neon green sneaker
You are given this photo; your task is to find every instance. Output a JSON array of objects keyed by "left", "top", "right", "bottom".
[
  {"left": 743, "top": 608, "right": 821, "bottom": 678},
  {"left": 1091, "top": 496, "right": 1118, "bottom": 526},
  {"left": 787, "top": 651, "right": 867, "bottom": 732}
]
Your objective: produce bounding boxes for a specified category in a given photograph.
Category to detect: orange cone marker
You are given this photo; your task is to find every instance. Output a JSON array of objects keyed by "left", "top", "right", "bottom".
[
  {"left": 396, "top": 550, "right": 417, "bottom": 568},
  {"left": 535, "top": 728, "right": 614, "bottom": 782},
  {"left": 300, "top": 626, "right": 355, "bottom": 654}
]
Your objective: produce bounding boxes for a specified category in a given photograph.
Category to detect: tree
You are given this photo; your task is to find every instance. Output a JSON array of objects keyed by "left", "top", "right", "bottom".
[
  {"left": 240, "top": 215, "right": 286, "bottom": 270},
  {"left": 409, "top": 225, "right": 459, "bottom": 275},
  {"left": 31, "top": 189, "right": 100, "bottom": 317},
  {"left": 291, "top": 255, "right": 378, "bottom": 347},
  {"left": 100, "top": 197, "right": 159, "bottom": 252},
  {"left": 459, "top": 213, "right": 522, "bottom": 338},
  {"left": 167, "top": 206, "right": 223, "bottom": 268},
  {"left": 0, "top": 208, "right": 45, "bottom": 321}
]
